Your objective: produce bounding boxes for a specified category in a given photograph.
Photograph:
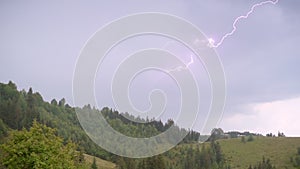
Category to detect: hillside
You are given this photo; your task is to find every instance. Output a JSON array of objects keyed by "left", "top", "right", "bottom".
[
  {"left": 219, "top": 136, "right": 300, "bottom": 169},
  {"left": 1, "top": 81, "right": 300, "bottom": 169},
  {"left": 83, "top": 136, "right": 300, "bottom": 169},
  {"left": 84, "top": 154, "right": 116, "bottom": 169},
  {"left": 0, "top": 81, "right": 202, "bottom": 169}
]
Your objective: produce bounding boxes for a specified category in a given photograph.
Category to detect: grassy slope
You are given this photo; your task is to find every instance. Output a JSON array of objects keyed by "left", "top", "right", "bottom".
[
  {"left": 218, "top": 137, "right": 300, "bottom": 169},
  {"left": 84, "top": 154, "right": 116, "bottom": 169},
  {"left": 83, "top": 137, "right": 300, "bottom": 169}
]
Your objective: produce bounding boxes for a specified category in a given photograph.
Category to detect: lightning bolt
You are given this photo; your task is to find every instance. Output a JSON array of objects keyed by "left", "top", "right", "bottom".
[
  {"left": 167, "top": 55, "right": 194, "bottom": 73},
  {"left": 209, "top": 0, "right": 279, "bottom": 48},
  {"left": 162, "top": 41, "right": 194, "bottom": 73},
  {"left": 167, "top": 0, "right": 279, "bottom": 72}
]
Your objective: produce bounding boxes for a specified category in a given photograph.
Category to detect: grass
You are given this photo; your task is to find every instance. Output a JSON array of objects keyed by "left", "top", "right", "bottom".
[
  {"left": 218, "top": 136, "right": 300, "bottom": 169},
  {"left": 82, "top": 137, "right": 300, "bottom": 169},
  {"left": 84, "top": 153, "right": 116, "bottom": 169}
]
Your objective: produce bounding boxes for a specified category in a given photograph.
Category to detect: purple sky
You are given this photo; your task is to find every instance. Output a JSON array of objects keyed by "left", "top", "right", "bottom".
[{"left": 1, "top": 0, "right": 300, "bottom": 136}]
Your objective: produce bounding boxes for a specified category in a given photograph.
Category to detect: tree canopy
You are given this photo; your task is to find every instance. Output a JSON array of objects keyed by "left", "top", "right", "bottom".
[{"left": 0, "top": 120, "right": 84, "bottom": 169}]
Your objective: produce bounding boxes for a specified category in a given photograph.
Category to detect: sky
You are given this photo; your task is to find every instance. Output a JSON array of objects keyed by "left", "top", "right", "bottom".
[{"left": 0, "top": 0, "right": 300, "bottom": 136}]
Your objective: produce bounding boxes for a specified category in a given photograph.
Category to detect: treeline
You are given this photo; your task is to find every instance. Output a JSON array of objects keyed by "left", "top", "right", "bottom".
[
  {"left": 0, "top": 81, "right": 199, "bottom": 141},
  {"left": 0, "top": 81, "right": 199, "bottom": 162},
  {"left": 206, "top": 128, "right": 262, "bottom": 141},
  {"left": 101, "top": 106, "right": 199, "bottom": 141},
  {"left": 248, "top": 157, "right": 276, "bottom": 169},
  {"left": 225, "top": 131, "right": 262, "bottom": 139},
  {"left": 116, "top": 141, "right": 230, "bottom": 169},
  {"left": 168, "top": 141, "right": 231, "bottom": 169},
  {"left": 116, "top": 155, "right": 166, "bottom": 169},
  {"left": 0, "top": 81, "right": 110, "bottom": 159}
]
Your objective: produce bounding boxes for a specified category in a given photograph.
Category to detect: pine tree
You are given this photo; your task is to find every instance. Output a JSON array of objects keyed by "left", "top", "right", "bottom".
[
  {"left": 247, "top": 134, "right": 254, "bottom": 142},
  {"left": 241, "top": 136, "right": 246, "bottom": 143},
  {"left": 91, "top": 157, "right": 98, "bottom": 169}
]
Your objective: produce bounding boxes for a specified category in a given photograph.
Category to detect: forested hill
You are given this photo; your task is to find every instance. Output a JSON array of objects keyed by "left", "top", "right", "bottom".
[
  {"left": 2, "top": 81, "right": 299, "bottom": 169},
  {"left": 0, "top": 81, "right": 199, "bottom": 159}
]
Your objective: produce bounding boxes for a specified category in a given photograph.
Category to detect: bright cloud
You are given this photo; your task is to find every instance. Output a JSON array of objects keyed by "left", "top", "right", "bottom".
[{"left": 220, "top": 96, "right": 300, "bottom": 137}]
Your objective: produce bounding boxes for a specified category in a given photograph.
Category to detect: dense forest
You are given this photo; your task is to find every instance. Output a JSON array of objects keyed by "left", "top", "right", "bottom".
[
  {"left": 0, "top": 81, "right": 293, "bottom": 169},
  {"left": 0, "top": 81, "right": 213, "bottom": 168}
]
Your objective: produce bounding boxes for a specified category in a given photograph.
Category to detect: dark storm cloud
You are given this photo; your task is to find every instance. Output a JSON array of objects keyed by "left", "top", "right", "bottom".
[{"left": 0, "top": 0, "right": 299, "bottom": 134}]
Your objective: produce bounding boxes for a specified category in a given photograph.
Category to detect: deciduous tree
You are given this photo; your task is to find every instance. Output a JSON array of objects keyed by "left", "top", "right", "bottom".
[{"left": 0, "top": 120, "right": 83, "bottom": 169}]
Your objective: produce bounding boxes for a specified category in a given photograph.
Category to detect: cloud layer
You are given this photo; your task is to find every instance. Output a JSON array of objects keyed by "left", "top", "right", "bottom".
[{"left": 0, "top": 0, "right": 299, "bottom": 135}]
